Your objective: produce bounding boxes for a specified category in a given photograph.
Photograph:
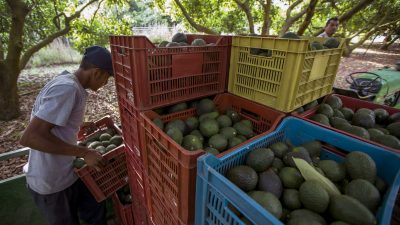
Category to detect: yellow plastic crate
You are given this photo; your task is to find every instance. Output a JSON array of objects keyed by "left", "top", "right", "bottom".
[{"left": 228, "top": 36, "right": 345, "bottom": 112}]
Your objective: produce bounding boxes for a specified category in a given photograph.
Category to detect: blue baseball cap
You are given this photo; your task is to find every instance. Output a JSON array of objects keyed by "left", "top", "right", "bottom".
[{"left": 83, "top": 46, "right": 113, "bottom": 76}]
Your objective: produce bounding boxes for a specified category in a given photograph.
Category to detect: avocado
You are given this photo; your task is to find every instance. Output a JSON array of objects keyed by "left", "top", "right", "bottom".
[
  {"left": 95, "top": 145, "right": 106, "bottom": 154},
  {"left": 345, "top": 151, "right": 376, "bottom": 183},
  {"left": 99, "top": 133, "right": 112, "bottom": 141},
  {"left": 330, "top": 222, "right": 350, "bottom": 225},
  {"left": 226, "top": 109, "right": 241, "bottom": 123},
  {"left": 387, "top": 122, "right": 400, "bottom": 138},
  {"left": 282, "top": 189, "right": 301, "bottom": 210},
  {"left": 333, "top": 109, "right": 345, "bottom": 119},
  {"left": 300, "top": 141, "right": 321, "bottom": 157},
  {"left": 233, "top": 122, "right": 255, "bottom": 138},
  {"left": 73, "top": 158, "right": 86, "bottom": 169},
  {"left": 168, "top": 102, "right": 188, "bottom": 113},
  {"left": 294, "top": 107, "right": 304, "bottom": 113},
  {"left": 166, "top": 127, "right": 183, "bottom": 145},
  {"left": 279, "top": 167, "right": 304, "bottom": 189},
  {"left": 281, "top": 32, "right": 300, "bottom": 39},
  {"left": 196, "top": 98, "right": 216, "bottom": 115},
  {"left": 182, "top": 135, "right": 203, "bottom": 151},
  {"left": 226, "top": 165, "right": 258, "bottom": 192},
  {"left": 304, "top": 100, "right": 319, "bottom": 110},
  {"left": 317, "top": 104, "right": 334, "bottom": 117},
  {"left": 258, "top": 169, "right": 283, "bottom": 198},
  {"left": 329, "top": 195, "right": 376, "bottom": 225},
  {"left": 158, "top": 40, "right": 169, "bottom": 47},
  {"left": 329, "top": 117, "right": 350, "bottom": 129},
  {"left": 219, "top": 127, "right": 237, "bottom": 139},
  {"left": 101, "top": 140, "right": 110, "bottom": 147},
  {"left": 106, "top": 144, "right": 117, "bottom": 152},
  {"left": 166, "top": 42, "right": 179, "bottom": 47},
  {"left": 240, "top": 119, "right": 253, "bottom": 130},
  {"left": 287, "top": 216, "right": 325, "bottom": 225},
  {"left": 185, "top": 117, "right": 199, "bottom": 132},
  {"left": 323, "top": 37, "right": 340, "bottom": 48},
  {"left": 310, "top": 114, "right": 330, "bottom": 126},
  {"left": 367, "top": 128, "right": 384, "bottom": 141},
  {"left": 270, "top": 142, "right": 290, "bottom": 158},
  {"left": 190, "top": 130, "right": 204, "bottom": 143},
  {"left": 171, "top": 32, "right": 187, "bottom": 43},
  {"left": 342, "top": 125, "right": 370, "bottom": 139},
  {"left": 199, "top": 119, "right": 219, "bottom": 138},
  {"left": 318, "top": 160, "right": 346, "bottom": 182},
  {"left": 339, "top": 107, "right": 354, "bottom": 121},
  {"left": 246, "top": 148, "right": 274, "bottom": 172},
  {"left": 388, "top": 112, "right": 400, "bottom": 123},
  {"left": 299, "top": 180, "right": 330, "bottom": 213},
  {"left": 217, "top": 115, "right": 232, "bottom": 128},
  {"left": 249, "top": 191, "right": 282, "bottom": 219},
  {"left": 165, "top": 119, "right": 187, "bottom": 134},
  {"left": 88, "top": 141, "right": 103, "bottom": 149},
  {"left": 272, "top": 158, "right": 284, "bottom": 172},
  {"left": 356, "top": 108, "right": 373, "bottom": 115},
  {"left": 289, "top": 209, "right": 327, "bottom": 225},
  {"left": 345, "top": 179, "right": 381, "bottom": 212},
  {"left": 310, "top": 41, "right": 324, "bottom": 51},
  {"left": 283, "top": 150, "right": 312, "bottom": 167},
  {"left": 326, "top": 95, "right": 343, "bottom": 109},
  {"left": 153, "top": 118, "right": 165, "bottom": 130},
  {"left": 374, "top": 108, "right": 389, "bottom": 124},
  {"left": 352, "top": 111, "right": 376, "bottom": 129},
  {"left": 199, "top": 111, "right": 220, "bottom": 122},
  {"left": 208, "top": 134, "right": 228, "bottom": 151},
  {"left": 375, "top": 127, "right": 390, "bottom": 135},
  {"left": 204, "top": 147, "right": 219, "bottom": 156},
  {"left": 374, "top": 177, "right": 387, "bottom": 194},
  {"left": 228, "top": 136, "right": 244, "bottom": 148},
  {"left": 376, "top": 134, "right": 400, "bottom": 149}
]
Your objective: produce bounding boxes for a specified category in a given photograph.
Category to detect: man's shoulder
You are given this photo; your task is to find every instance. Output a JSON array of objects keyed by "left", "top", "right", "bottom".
[{"left": 45, "top": 72, "right": 79, "bottom": 91}]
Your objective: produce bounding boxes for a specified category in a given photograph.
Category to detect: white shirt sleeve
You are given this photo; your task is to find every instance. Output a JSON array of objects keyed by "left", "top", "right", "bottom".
[{"left": 35, "top": 84, "right": 78, "bottom": 126}]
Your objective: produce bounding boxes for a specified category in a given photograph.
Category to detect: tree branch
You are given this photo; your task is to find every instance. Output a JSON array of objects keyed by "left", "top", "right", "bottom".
[
  {"left": 313, "top": 0, "right": 374, "bottom": 36},
  {"left": 90, "top": 0, "right": 105, "bottom": 28},
  {"left": 280, "top": 0, "right": 307, "bottom": 36},
  {"left": 173, "top": 0, "right": 217, "bottom": 34},
  {"left": 20, "top": 0, "right": 98, "bottom": 69},
  {"left": 297, "top": 0, "right": 319, "bottom": 35},
  {"left": 259, "top": 0, "right": 272, "bottom": 35},
  {"left": 234, "top": 0, "right": 255, "bottom": 34}
]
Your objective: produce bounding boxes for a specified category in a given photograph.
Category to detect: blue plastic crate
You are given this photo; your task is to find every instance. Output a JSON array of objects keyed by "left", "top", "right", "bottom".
[{"left": 195, "top": 117, "right": 400, "bottom": 225}]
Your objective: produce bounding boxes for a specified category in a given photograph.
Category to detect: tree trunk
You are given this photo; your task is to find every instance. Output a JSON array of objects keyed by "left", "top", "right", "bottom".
[
  {"left": 259, "top": 0, "right": 272, "bottom": 35},
  {"left": 234, "top": 0, "right": 255, "bottom": 34},
  {"left": 0, "top": 65, "right": 20, "bottom": 120},
  {"left": 381, "top": 35, "right": 399, "bottom": 50},
  {"left": 279, "top": 0, "right": 308, "bottom": 36}
]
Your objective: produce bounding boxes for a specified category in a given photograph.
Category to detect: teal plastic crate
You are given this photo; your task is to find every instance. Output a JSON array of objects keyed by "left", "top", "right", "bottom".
[{"left": 195, "top": 117, "right": 400, "bottom": 225}]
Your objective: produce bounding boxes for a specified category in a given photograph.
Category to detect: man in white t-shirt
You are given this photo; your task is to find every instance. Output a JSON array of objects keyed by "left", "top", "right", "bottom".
[
  {"left": 20, "top": 46, "right": 113, "bottom": 225},
  {"left": 318, "top": 17, "right": 339, "bottom": 38}
]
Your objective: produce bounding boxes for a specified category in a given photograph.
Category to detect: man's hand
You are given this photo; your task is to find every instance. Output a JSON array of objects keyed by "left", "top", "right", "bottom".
[{"left": 83, "top": 149, "right": 106, "bottom": 172}]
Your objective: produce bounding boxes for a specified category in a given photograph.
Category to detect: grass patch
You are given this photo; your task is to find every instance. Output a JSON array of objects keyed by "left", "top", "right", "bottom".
[{"left": 26, "top": 39, "right": 81, "bottom": 68}]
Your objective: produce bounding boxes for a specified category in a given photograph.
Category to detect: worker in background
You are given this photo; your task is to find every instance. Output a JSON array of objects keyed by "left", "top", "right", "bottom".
[
  {"left": 20, "top": 46, "right": 114, "bottom": 225},
  {"left": 318, "top": 17, "right": 339, "bottom": 38}
]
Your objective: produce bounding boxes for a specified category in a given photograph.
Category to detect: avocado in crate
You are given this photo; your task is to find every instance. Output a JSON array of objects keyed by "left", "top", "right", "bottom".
[
  {"left": 74, "top": 129, "right": 123, "bottom": 168},
  {"left": 225, "top": 140, "right": 385, "bottom": 225},
  {"left": 152, "top": 97, "right": 258, "bottom": 155},
  {"left": 158, "top": 33, "right": 214, "bottom": 47},
  {"left": 195, "top": 117, "right": 400, "bottom": 225},
  {"left": 306, "top": 95, "right": 400, "bottom": 150}
]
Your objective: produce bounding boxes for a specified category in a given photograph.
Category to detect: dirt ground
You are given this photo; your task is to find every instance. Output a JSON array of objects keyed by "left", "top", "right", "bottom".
[{"left": 1, "top": 44, "right": 399, "bottom": 180}]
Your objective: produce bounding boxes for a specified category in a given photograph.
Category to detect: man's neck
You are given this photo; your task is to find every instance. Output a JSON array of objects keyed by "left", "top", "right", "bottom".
[{"left": 74, "top": 70, "right": 89, "bottom": 89}]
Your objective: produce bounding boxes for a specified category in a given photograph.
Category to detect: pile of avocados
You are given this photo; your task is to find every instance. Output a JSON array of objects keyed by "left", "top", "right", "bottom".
[
  {"left": 152, "top": 98, "right": 258, "bottom": 155},
  {"left": 310, "top": 95, "right": 400, "bottom": 149},
  {"left": 116, "top": 185, "right": 132, "bottom": 205},
  {"left": 73, "top": 128, "right": 123, "bottom": 169},
  {"left": 158, "top": 33, "right": 214, "bottom": 47},
  {"left": 225, "top": 140, "right": 386, "bottom": 225}
]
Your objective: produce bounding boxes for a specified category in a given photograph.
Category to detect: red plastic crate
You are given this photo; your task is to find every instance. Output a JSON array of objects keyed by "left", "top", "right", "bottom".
[
  {"left": 77, "top": 116, "right": 121, "bottom": 141},
  {"left": 119, "top": 106, "right": 143, "bottom": 162},
  {"left": 139, "top": 93, "right": 286, "bottom": 225},
  {"left": 75, "top": 146, "right": 128, "bottom": 202},
  {"left": 295, "top": 94, "right": 400, "bottom": 153},
  {"left": 110, "top": 34, "right": 232, "bottom": 111},
  {"left": 112, "top": 189, "right": 149, "bottom": 225}
]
